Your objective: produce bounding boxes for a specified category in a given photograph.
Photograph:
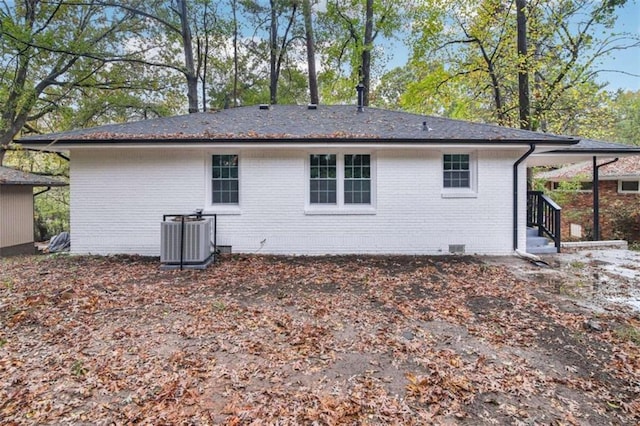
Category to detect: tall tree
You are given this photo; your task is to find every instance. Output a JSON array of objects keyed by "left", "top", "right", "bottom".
[
  {"left": 302, "top": 0, "right": 319, "bottom": 105},
  {"left": 241, "top": 0, "right": 302, "bottom": 105},
  {"left": 0, "top": 1, "right": 150, "bottom": 164},
  {"left": 407, "top": 0, "right": 639, "bottom": 133},
  {"left": 516, "top": 0, "right": 530, "bottom": 129},
  {"left": 176, "top": 0, "right": 198, "bottom": 113},
  {"left": 317, "top": 0, "right": 407, "bottom": 105}
]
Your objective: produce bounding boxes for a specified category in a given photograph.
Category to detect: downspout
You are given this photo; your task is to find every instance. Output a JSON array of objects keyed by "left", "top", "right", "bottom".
[
  {"left": 592, "top": 156, "right": 618, "bottom": 241},
  {"left": 513, "top": 144, "right": 536, "bottom": 251}
]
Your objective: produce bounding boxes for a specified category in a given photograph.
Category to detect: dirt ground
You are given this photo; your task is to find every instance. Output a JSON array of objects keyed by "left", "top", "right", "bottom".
[{"left": 1, "top": 251, "right": 639, "bottom": 425}]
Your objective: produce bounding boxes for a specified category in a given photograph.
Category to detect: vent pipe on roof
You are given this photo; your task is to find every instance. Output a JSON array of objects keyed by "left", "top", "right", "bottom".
[{"left": 356, "top": 83, "right": 365, "bottom": 113}]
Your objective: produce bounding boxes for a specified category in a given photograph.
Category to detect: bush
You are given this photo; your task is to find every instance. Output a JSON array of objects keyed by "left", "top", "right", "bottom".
[{"left": 606, "top": 200, "right": 640, "bottom": 244}]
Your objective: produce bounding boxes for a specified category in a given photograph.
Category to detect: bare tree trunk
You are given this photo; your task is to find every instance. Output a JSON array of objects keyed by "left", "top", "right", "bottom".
[
  {"left": 0, "top": 146, "right": 7, "bottom": 166},
  {"left": 177, "top": 0, "right": 199, "bottom": 113},
  {"left": 269, "top": 0, "right": 278, "bottom": 105},
  {"left": 202, "top": 34, "right": 208, "bottom": 111},
  {"left": 532, "top": 42, "right": 546, "bottom": 132},
  {"left": 361, "top": 0, "right": 374, "bottom": 106},
  {"left": 232, "top": 0, "right": 239, "bottom": 107},
  {"left": 517, "top": 0, "right": 531, "bottom": 130},
  {"left": 200, "top": 1, "right": 209, "bottom": 112},
  {"left": 302, "top": 0, "right": 319, "bottom": 105}
]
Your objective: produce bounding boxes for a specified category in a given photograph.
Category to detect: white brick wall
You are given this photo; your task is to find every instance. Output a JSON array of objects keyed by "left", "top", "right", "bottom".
[{"left": 70, "top": 147, "right": 529, "bottom": 256}]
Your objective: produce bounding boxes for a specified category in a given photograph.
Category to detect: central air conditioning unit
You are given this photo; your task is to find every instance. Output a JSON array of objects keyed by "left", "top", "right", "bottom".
[{"left": 160, "top": 216, "right": 213, "bottom": 269}]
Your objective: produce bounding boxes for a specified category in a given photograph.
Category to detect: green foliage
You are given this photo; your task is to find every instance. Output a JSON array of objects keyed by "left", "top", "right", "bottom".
[
  {"left": 34, "top": 188, "right": 69, "bottom": 242},
  {"left": 533, "top": 173, "right": 590, "bottom": 206},
  {"left": 611, "top": 90, "right": 640, "bottom": 145},
  {"left": 71, "top": 359, "right": 88, "bottom": 377},
  {"left": 316, "top": 0, "right": 410, "bottom": 103},
  {"left": 405, "top": 0, "right": 638, "bottom": 133}
]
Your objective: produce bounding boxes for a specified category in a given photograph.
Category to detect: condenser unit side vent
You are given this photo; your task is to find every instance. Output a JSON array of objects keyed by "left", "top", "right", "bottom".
[{"left": 161, "top": 219, "right": 212, "bottom": 264}]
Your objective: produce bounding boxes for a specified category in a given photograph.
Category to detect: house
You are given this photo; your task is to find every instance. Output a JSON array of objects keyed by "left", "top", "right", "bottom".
[
  {"left": 0, "top": 166, "right": 67, "bottom": 256},
  {"left": 537, "top": 156, "right": 640, "bottom": 193},
  {"left": 16, "top": 105, "right": 640, "bottom": 256},
  {"left": 536, "top": 156, "right": 640, "bottom": 242}
]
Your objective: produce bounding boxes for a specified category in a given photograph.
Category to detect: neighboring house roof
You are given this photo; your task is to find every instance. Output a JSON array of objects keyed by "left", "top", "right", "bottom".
[
  {"left": 0, "top": 166, "right": 67, "bottom": 187},
  {"left": 18, "top": 105, "right": 578, "bottom": 146},
  {"left": 537, "top": 156, "right": 640, "bottom": 181}
]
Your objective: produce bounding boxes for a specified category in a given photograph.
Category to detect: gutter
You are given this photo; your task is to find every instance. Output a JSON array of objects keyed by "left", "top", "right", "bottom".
[
  {"left": 513, "top": 144, "right": 536, "bottom": 251},
  {"left": 18, "top": 137, "right": 578, "bottom": 148}
]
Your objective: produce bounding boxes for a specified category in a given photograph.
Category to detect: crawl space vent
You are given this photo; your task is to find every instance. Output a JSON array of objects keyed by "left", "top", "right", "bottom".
[{"left": 449, "top": 244, "right": 465, "bottom": 254}]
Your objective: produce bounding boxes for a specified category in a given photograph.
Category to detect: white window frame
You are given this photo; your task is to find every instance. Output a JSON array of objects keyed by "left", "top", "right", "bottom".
[
  {"left": 205, "top": 152, "right": 242, "bottom": 215},
  {"left": 618, "top": 179, "right": 640, "bottom": 194},
  {"left": 305, "top": 152, "right": 376, "bottom": 215},
  {"left": 441, "top": 151, "right": 478, "bottom": 198}
]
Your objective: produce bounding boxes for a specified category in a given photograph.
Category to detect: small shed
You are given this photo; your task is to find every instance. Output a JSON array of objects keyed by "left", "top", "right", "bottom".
[{"left": 0, "top": 166, "right": 66, "bottom": 256}]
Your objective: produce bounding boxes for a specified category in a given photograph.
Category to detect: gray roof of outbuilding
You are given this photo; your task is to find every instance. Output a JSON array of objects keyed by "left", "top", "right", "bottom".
[
  {"left": 0, "top": 166, "right": 67, "bottom": 186},
  {"left": 18, "top": 105, "right": 578, "bottom": 146}
]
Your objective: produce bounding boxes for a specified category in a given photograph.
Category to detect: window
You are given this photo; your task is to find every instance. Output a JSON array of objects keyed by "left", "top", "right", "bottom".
[
  {"left": 579, "top": 182, "right": 593, "bottom": 192},
  {"left": 307, "top": 153, "right": 374, "bottom": 212},
  {"left": 443, "top": 154, "right": 470, "bottom": 188},
  {"left": 212, "top": 154, "right": 238, "bottom": 204},
  {"left": 551, "top": 181, "right": 593, "bottom": 192},
  {"left": 344, "top": 154, "right": 371, "bottom": 204},
  {"left": 310, "top": 154, "right": 337, "bottom": 204},
  {"left": 619, "top": 180, "right": 640, "bottom": 193}
]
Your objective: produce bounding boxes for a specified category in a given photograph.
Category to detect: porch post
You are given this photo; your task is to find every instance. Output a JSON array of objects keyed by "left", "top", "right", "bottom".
[
  {"left": 592, "top": 157, "right": 619, "bottom": 241},
  {"left": 593, "top": 156, "right": 599, "bottom": 241}
]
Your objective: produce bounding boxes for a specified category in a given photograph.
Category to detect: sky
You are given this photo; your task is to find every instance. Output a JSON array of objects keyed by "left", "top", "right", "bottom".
[
  {"left": 597, "top": 1, "right": 640, "bottom": 91},
  {"left": 384, "top": 1, "right": 640, "bottom": 92}
]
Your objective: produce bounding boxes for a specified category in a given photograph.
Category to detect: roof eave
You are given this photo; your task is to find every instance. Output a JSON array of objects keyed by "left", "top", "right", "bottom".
[{"left": 18, "top": 137, "right": 577, "bottom": 148}]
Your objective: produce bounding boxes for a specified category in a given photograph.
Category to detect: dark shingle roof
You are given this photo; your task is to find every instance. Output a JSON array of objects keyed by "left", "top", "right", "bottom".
[
  {"left": 547, "top": 138, "right": 640, "bottom": 154},
  {"left": 0, "top": 166, "right": 67, "bottom": 186},
  {"left": 18, "top": 105, "right": 577, "bottom": 146}
]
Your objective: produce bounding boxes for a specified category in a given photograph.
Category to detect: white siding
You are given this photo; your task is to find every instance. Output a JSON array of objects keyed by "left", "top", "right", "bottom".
[{"left": 70, "top": 147, "right": 528, "bottom": 256}]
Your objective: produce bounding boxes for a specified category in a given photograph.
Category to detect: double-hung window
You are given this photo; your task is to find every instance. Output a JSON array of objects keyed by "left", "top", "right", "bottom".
[
  {"left": 344, "top": 154, "right": 371, "bottom": 204},
  {"left": 308, "top": 153, "right": 374, "bottom": 211},
  {"left": 310, "top": 154, "right": 337, "bottom": 203},
  {"left": 442, "top": 152, "right": 477, "bottom": 197},
  {"left": 443, "top": 154, "right": 470, "bottom": 188},
  {"left": 212, "top": 154, "right": 239, "bottom": 204}
]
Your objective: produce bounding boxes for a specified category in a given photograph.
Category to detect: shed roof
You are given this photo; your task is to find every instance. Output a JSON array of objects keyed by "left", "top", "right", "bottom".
[
  {"left": 18, "top": 105, "right": 578, "bottom": 146},
  {"left": 537, "top": 156, "right": 640, "bottom": 181},
  {"left": 0, "top": 166, "right": 67, "bottom": 187}
]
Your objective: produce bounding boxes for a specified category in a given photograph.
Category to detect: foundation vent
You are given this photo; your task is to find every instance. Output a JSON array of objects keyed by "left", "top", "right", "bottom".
[{"left": 448, "top": 244, "right": 465, "bottom": 254}]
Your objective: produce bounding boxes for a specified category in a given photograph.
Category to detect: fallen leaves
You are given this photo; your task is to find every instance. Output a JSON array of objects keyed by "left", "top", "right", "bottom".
[{"left": 0, "top": 254, "right": 638, "bottom": 424}]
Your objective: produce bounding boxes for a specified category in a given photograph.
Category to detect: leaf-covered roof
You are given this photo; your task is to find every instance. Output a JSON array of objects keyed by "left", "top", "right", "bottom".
[
  {"left": 0, "top": 166, "right": 67, "bottom": 187},
  {"left": 18, "top": 105, "right": 578, "bottom": 146}
]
